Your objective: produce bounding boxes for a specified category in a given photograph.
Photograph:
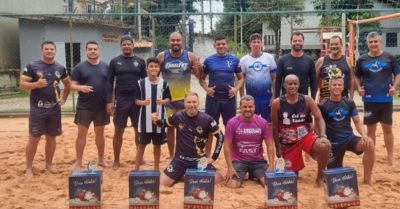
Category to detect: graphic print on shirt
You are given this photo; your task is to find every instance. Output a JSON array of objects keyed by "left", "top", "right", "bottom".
[
  {"left": 164, "top": 60, "right": 189, "bottom": 74},
  {"left": 319, "top": 64, "right": 345, "bottom": 102},
  {"left": 249, "top": 61, "right": 267, "bottom": 72},
  {"left": 328, "top": 107, "right": 349, "bottom": 121},
  {"left": 365, "top": 59, "right": 387, "bottom": 72}
]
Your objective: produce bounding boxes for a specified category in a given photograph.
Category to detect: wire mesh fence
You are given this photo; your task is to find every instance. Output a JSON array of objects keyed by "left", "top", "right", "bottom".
[{"left": 1, "top": 0, "right": 400, "bottom": 114}]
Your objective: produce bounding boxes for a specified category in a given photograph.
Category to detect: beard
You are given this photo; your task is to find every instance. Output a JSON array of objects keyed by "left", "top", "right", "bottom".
[
  {"left": 242, "top": 111, "right": 253, "bottom": 118},
  {"left": 292, "top": 45, "right": 303, "bottom": 51}
]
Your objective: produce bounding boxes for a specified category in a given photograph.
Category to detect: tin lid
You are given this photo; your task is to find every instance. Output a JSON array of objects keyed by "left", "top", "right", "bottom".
[
  {"left": 129, "top": 170, "right": 160, "bottom": 176},
  {"left": 70, "top": 170, "right": 103, "bottom": 177},
  {"left": 265, "top": 170, "right": 297, "bottom": 178},
  {"left": 185, "top": 168, "right": 215, "bottom": 176}
]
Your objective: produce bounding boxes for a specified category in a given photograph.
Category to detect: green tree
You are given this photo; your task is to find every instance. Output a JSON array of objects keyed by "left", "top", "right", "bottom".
[
  {"left": 311, "top": 0, "right": 380, "bottom": 54},
  {"left": 247, "top": 0, "right": 305, "bottom": 60}
]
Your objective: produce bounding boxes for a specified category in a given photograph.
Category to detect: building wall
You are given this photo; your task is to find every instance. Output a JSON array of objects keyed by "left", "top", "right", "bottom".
[
  {"left": 0, "top": 0, "right": 64, "bottom": 69},
  {"left": 19, "top": 19, "right": 151, "bottom": 70}
]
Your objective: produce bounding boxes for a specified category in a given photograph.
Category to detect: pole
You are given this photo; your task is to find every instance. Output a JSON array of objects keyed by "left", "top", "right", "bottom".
[
  {"left": 182, "top": 0, "right": 186, "bottom": 49},
  {"left": 69, "top": 17, "right": 75, "bottom": 112},
  {"left": 209, "top": 0, "right": 212, "bottom": 35},
  {"left": 234, "top": 15, "right": 237, "bottom": 56},
  {"left": 120, "top": 0, "right": 123, "bottom": 24},
  {"left": 138, "top": 0, "right": 142, "bottom": 40},
  {"left": 341, "top": 13, "right": 346, "bottom": 55},
  {"left": 152, "top": 16, "right": 155, "bottom": 56},
  {"left": 201, "top": 0, "right": 204, "bottom": 35},
  {"left": 240, "top": 7, "right": 243, "bottom": 54}
]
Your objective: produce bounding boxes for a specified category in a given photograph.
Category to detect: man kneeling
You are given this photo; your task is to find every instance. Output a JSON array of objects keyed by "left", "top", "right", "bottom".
[
  {"left": 224, "top": 95, "right": 275, "bottom": 188},
  {"left": 318, "top": 76, "right": 375, "bottom": 186},
  {"left": 151, "top": 92, "right": 224, "bottom": 187}
]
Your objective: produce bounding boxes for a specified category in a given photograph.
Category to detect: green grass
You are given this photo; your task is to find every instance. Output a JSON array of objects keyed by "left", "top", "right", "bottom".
[
  {"left": 0, "top": 91, "right": 30, "bottom": 99},
  {"left": 394, "top": 94, "right": 400, "bottom": 100}
]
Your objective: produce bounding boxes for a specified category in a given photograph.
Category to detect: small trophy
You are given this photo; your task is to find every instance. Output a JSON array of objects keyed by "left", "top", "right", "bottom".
[
  {"left": 274, "top": 157, "right": 286, "bottom": 174},
  {"left": 197, "top": 157, "right": 207, "bottom": 172},
  {"left": 87, "top": 158, "right": 98, "bottom": 174}
]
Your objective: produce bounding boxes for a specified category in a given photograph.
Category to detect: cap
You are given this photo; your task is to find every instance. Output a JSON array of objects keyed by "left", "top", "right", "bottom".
[{"left": 120, "top": 35, "right": 133, "bottom": 44}]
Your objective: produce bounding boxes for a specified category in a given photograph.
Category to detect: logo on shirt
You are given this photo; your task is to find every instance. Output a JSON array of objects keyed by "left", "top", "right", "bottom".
[
  {"left": 55, "top": 71, "right": 61, "bottom": 78},
  {"left": 165, "top": 61, "right": 188, "bottom": 73},
  {"left": 235, "top": 128, "right": 261, "bottom": 135},
  {"left": 283, "top": 112, "right": 290, "bottom": 125},
  {"left": 237, "top": 142, "right": 261, "bottom": 155},
  {"left": 250, "top": 61, "right": 267, "bottom": 72},
  {"left": 178, "top": 123, "right": 184, "bottom": 130},
  {"left": 117, "top": 62, "right": 122, "bottom": 65},
  {"left": 365, "top": 59, "right": 387, "bottom": 72},
  {"left": 134, "top": 60, "right": 139, "bottom": 67},
  {"left": 24, "top": 67, "right": 28, "bottom": 72},
  {"left": 211, "top": 120, "right": 217, "bottom": 127},
  {"left": 326, "top": 65, "right": 344, "bottom": 79},
  {"left": 286, "top": 67, "right": 293, "bottom": 70},
  {"left": 196, "top": 126, "right": 203, "bottom": 134},
  {"left": 328, "top": 107, "right": 349, "bottom": 121},
  {"left": 227, "top": 61, "right": 232, "bottom": 68}
]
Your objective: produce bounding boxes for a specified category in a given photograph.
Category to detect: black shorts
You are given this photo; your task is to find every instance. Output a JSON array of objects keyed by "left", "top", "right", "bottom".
[
  {"left": 113, "top": 95, "right": 140, "bottom": 128},
  {"left": 328, "top": 136, "right": 363, "bottom": 169},
  {"left": 164, "top": 155, "right": 216, "bottom": 182},
  {"left": 139, "top": 132, "right": 167, "bottom": 145},
  {"left": 363, "top": 102, "right": 393, "bottom": 125},
  {"left": 232, "top": 160, "right": 269, "bottom": 182},
  {"left": 29, "top": 105, "right": 62, "bottom": 138},
  {"left": 74, "top": 105, "right": 110, "bottom": 128}
]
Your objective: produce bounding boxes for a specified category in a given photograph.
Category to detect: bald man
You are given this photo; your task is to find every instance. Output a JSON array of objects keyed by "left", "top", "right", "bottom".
[
  {"left": 271, "top": 74, "right": 331, "bottom": 186},
  {"left": 157, "top": 32, "right": 203, "bottom": 160}
]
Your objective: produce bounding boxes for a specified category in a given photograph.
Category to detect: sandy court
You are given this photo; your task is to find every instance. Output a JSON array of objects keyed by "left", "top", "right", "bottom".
[{"left": 0, "top": 113, "right": 399, "bottom": 209}]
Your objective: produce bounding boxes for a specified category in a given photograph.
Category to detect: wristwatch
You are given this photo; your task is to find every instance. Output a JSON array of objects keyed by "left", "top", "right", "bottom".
[{"left": 319, "top": 134, "right": 327, "bottom": 138}]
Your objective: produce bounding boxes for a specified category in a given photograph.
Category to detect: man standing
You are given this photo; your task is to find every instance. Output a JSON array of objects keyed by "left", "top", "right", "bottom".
[
  {"left": 224, "top": 95, "right": 274, "bottom": 188},
  {"left": 240, "top": 33, "right": 277, "bottom": 122},
  {"left": 200, "top": 35, "right": 244, "bottom": 156},
  {"left": 275, "top": 32, "right": 317, "bottom": 100},
  {"left": 271, "top": 74, "right": 330, "bottom": 186},
  {"left": 106, "top": 35, "right": 147, "bottom": 169},
  {"left": 151, "top": 92, "right": 224, "bottom": 187},
  {"left": 20, "top": 41, "right": 71, "bottom": 177},
  {"left": 355, "top": 31, "right": 400, "bottom": 165},
  {"left": 315, "top": 35, "right": 354, "bottom": 102},
  {"left": 70, "top": 41, "right": 110, "bottom": 170},
  {"left": 157, "top": 32, "right": 202, "bottom": 160},
  {"left": 318, "top": 76, "right": 374, "bottom": 185}
]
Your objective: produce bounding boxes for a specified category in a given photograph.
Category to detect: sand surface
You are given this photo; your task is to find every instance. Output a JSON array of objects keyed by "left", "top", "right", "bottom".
[{"left": 0, "top": 113, "right": 399, "bottom": 209}]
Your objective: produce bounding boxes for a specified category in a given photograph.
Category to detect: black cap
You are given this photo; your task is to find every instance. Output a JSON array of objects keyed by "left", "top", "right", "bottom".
[{"left": 120, "top": 35, "right": 133, "bottom": 44}]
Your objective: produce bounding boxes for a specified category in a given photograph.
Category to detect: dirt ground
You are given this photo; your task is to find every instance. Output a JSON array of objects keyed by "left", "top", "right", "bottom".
[{"left": 0, "top": 113, "right": 399, "bottom": 209}]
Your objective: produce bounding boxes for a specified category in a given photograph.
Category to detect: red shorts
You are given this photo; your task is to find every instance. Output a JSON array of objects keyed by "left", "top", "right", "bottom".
[{"left": 281, "top": 132, "right": 317, "bottom": 171}]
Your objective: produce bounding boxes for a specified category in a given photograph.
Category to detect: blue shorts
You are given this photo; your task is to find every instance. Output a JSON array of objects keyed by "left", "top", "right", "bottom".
[
  {"left": 254, "top": 99, "right": 272, "bottom": 123},
  {"left": 29, "top": 105, "right": 62, "bottom": 138},
  {"left": 205, "top": 97, "right": 236, "bottom": 126},
  {"left": 113, "top": 95, "right": 139, "bottom": 128}
]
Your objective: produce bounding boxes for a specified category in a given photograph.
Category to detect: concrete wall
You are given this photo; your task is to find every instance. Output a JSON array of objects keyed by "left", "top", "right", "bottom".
[
  {"left": 193, "top": 35, "right": 216, "bottom": 61},
  {"left": 19, "top": 19, "right": 151, "bottom": 70}
]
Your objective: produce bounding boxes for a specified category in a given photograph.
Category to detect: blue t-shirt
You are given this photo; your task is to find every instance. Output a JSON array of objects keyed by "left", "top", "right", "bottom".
[
  {"left": 203, "top": 54, "right": 241, "bottom": 100},
  {"left": 240, "top": 52, "right": 277, "bottom": 102},
  {"left": 355, "top": 51, "right": 400, "bottom": 102},
  {"left": 318, "top": 98, "right": 358, "bottom": 149}
]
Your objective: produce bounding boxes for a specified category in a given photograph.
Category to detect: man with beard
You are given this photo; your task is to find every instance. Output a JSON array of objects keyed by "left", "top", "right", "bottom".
[
  {"left": 355, "top": 31, "right": 400, "bottom": 165},
  {"left": 151, "top": 92, "right": 224, "bottom": 187},
  {"left": 315, "top": 36, "right": 354, "bottom": 102},
  {"left": 224, "top": 95, "right": 275, "bottom": 188},
  {"left": 106, "top": 35, "right": 147, "bottom": 170},
  {"left": 318, "top": 76, "right": 374, "bottom": 186},
  {"left": 20, "top": 41, "right": 71, "bottom": 177},
  {"left": 70, "top": 41, "right": 110, "bottom": 170},
  {"left": 157, "top": 32, "right": 202, "bottom": 161},
  {"left": 274, "top": 32, "right": 317, "bottom": 100},
  {"left": 271, "top": 74, "right": 330, "bottom": 187},
  {"left": 200, "top": 35, "right": 244, "bottom": 156}
]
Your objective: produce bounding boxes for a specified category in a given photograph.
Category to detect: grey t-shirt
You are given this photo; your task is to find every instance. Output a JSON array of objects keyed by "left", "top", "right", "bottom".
[{"left": 71, "top": 60, "right": 109, "bottom": 108}]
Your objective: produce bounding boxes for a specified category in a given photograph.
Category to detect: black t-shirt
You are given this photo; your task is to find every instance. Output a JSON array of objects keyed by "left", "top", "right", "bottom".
[
  {"left": 22, "top": 60, "right": 68, "bottom": 108},
  {"left": 318, "top": 98, "right": 358, "bottom": 149},
  {"left": 166, "top": 111, "right": 221, "bottom": 158},
  {"left": 275, "top": 54, "right": 317, "bottom": 99},
  {"left": 106, "top": 55, "right": 147, "bottom": 103},
  {"left": 71, "top": 60, "right": 109, "bottom": 108}
]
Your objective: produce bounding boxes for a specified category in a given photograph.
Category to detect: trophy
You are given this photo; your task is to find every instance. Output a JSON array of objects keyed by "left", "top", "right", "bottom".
[
  {"left": 87, "top": 158, "right": 98, "bottom": 174},
  {"left": 275, "top": 157, "right": 286, "bottom": 174},
  {"left": 197, "top": 157, "right": 207, "bottom": 172}
]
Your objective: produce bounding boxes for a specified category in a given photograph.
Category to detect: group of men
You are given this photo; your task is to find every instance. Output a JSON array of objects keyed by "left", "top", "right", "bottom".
[{"left": 21, "top": 30, "right": 397, "bottom": 189}]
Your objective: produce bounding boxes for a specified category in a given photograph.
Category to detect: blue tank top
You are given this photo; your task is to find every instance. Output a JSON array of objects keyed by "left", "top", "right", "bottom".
[{"left": 162, "top": 50, "right": 192, "bottom": 102}]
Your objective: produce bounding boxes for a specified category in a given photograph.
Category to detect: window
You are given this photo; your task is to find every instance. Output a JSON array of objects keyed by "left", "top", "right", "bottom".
[
  {"left": 386, "top": 33, "right": 397, "bottom": 47},
  {"left": 87, "top": 4, "right": 92, "bottom": 13},
  {"left": 68, "top": 0, "right": 74, "bottom": 13}
]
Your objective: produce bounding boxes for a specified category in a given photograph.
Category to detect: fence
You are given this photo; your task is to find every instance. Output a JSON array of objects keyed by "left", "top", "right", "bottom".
[{"left": 1, "top": 0, "right": 400, "bottom": 114}]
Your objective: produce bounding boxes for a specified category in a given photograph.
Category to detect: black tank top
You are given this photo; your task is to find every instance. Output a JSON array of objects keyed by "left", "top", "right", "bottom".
[
  {"left": 319, "top": 55, "right": 350, "bottom": 102},
  {"left": 278, "top": 94, "right": 311, "bottom": 145}
]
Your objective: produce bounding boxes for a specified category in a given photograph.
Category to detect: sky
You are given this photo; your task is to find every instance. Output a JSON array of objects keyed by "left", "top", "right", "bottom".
[{"left": 192, "top": 0, "right": 224, "bottom": 34}]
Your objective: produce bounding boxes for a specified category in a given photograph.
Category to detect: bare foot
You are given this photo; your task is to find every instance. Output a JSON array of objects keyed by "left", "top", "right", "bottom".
[
  {"left": 98, "top": 159, "right": 110, "bottom": 168},
  {"left": 363, "top": 179, "right": 373, "bottom": 186},
  {"left": 69, "top": 161, "right": 82, "bottom": 170},
  {"left": 112, "top": 161, "right": 120, "bottom": 170},
  {"left": 141, "top": 159, "right": 151, "bottom": 166},
  {"left": 316, "top": 178, "right": 324, "bottom": 188},
  {"left": 388, "top": 158, "right": 396, "bottom": 166},
  {"left": 25, "top": 168, "right": 34, "bottom": 178},
  {"left": 46, "top": 165, "right": 58, "bottom": 174}
]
